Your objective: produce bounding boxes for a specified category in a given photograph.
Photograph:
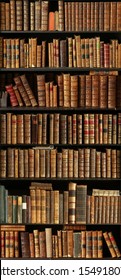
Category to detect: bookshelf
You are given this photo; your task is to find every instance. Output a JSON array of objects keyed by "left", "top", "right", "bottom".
[{"left": 0, "top": 0, "right": 121, "bottom": 259}]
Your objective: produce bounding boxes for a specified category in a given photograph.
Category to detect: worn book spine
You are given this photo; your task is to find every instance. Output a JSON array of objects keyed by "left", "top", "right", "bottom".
[{"left": 103, "top": 232, "right": 117, "bottom": 258}]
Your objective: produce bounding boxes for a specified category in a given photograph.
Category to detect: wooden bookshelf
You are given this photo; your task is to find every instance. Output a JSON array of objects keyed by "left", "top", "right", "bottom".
[{"left": 0, "top": 0, "right": 121, "bottom": 259}]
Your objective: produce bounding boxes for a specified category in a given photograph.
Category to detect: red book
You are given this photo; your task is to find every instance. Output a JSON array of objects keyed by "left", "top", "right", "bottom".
[{"left": 5, "top": 84, "right": 18, "bottom": 107}]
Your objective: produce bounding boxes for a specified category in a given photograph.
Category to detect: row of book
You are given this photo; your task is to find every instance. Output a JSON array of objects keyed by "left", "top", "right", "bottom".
[
  {"left": 0, "top": 147, "right": 121, "bottom": 179},
  {"left": 0, "top": 183, "right": 120, "bottom": 225},
  {"left": 1, "top": 1, "right": 121, "bottom": 32},
  {"left": 3, "top": 73, "right": 121, "bottom": 109},
  {"left": 0, "top": 226, "right": 121, "bottom": 258},
  {"left": 1, "top": 36, "right": 121, "bottom": 69},
  {"left": 0, "top": 113, "right": 121, "bottom": 145}
]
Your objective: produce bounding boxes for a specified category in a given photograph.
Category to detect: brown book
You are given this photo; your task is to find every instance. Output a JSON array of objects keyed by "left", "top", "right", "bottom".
[
  {"left": 108, "top": 232, "right": 121, "bottom": 258},
  {"left": 35, "top": 0, "right": 41, "bottom": 31},
  {"left": 97, "top": 231, "right": 103, "bottom": 258},
  {"left": 68, "top": 182, "right": 76, "bottom": 224},
  {"left": 117, "top": 2, "right": 121, "bottom": 31},
  {"left": 45, "top": 228, "right": 52, "bottom": 258},
  {"left": 60, "top": 114, "right": 67, "bottom": 144},
  {"left": 20, "top": 232, "right": 30, "bottom": 258},
  {"left": 37, "top": 75, "right": 46, "bottom": 107},
  {"left": 14, "top": 76, "right": 31, "bottom": 107},
  {"left": 85, "top": 75, "right": 92, "bottom": 108},
  {"left": 20, "top": 74, "right": 37, "bottom": 107},
  {"left": 23, "top": 0, "right": 29, "bottom": 31},
  {"left": 58, "top": 0, "right": 64, "bottom": 31},
  {"left": 10, "top": 0, "right": 16, "bottom": 31},
  {"left": 86, "top": 231, "right": 92, "bottom": 258},
  {"left": 33, "top": 229, "right": 40, "bottom": 258},
  {"left": 63, "top": 74, "right": 70, "bottom": 107},
  {"left": 41, "top": 1, "right": 49, "bottom": 31},
  {"left": 103, "top": 232, "right": 117, "bottom": 258},
  {"left": 29, "top": 233, "right": 35, "bottom": 258},
  {"left": 39, "top": 231, "right": 46, "bottom": 258},
  {"left": 76, "top": 185, "right": 87, "bottom": 224},
  {"left": 92, "top": 231, "right": 98, "bottom": 258},
  {"left": 16, "top": 1, "right": 23, "bottom": 31}
]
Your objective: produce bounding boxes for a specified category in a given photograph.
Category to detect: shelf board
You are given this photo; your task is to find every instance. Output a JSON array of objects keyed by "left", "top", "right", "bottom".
[
  {"left": 0, "top": 178, "right": 120, "bottom": 181},
  {"left": 0, "top": 223, "right": 121, "bottom": 226},
  {"left": 0, "top": 107, "right": 120, "bottom": 113},
  {"left": 1, "top": 30, "right": 121, "bottom": 35},
  {"left": 0, "top": 144, "right": 120, "bottom": 148},
  {"left": 1, "top": 67, "right": 121, "bottom": 72}
]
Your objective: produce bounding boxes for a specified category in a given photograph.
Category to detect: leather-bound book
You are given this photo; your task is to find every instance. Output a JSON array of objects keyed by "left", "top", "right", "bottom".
[
  {"left": 16, "top": 0, "right": 22, "bottom": 31},
  {"left": 92, "top": 231, "right": 98, "bottom": 258},
  {"left": 86, "top": 231, "right": 92, "bottom": 258},
  {"left": 45, "top": 228, "right": 52, "bottom": 258},
  {"left": 76, "top": 184, "right": 87, "bottom": 224},
  {"left": 10, "top": 0, "right": 16, "bottom": 31},
  {"left": 68, "top": 182, "right": 76, "bottom": 224},
  {"left": 41, "top": 1, "right": 49, "bottom": 31},
  {"left": 97, "top": 231, "right": 103, "bottom": 258},
  {"left": 39, "top": 231, "right": 46, "bottom": 258},
  {"left": 33, "top": 229, "right": 40, "bottom": 258},
  {"left": 23, "top": 0, "right": 29, "bottom": 31},
  {"left": 58, "top": 0, "right": 64, "bottom": 31},
  {"left": 99, "top": 2, "right": 104, "bottom": 31},
  {"left": 20, "top": 231, "right": 30, "bottom": 258},
  {"left": 29, "top": 233, "right": 35, "bottom": 258},
  {"left": 60, "top": 114, "right": 67, "bottom": 144},
  {"left": 37, "top": 74, "right": 46, "bottom": 107},
  {"left": 103, "top": 231, "right": 117, "bottom": 258}
]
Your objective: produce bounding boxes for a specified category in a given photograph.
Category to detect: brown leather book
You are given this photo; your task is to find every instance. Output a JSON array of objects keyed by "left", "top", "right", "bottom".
[
  {"left": 39, "top": 231, "right": 46, "bottom": 258},
  {"left": 103, "top": 231, "right": 117, "bottom": 258},
  {"left": 33, "top": 229, "right": 40, "bottom": 257},
  {"left": 76, "top": 185, "right": 87, "bottom": 224},
  {"left": 16, "top": 0, "right": 23, "bottom": 31},
  {"left": 20, "top": 231, "right": 30, "bottom": 258},
  {"left": 86, "top": 231, "right": 92, "bottom": 258},
  {"left": 68, "top": 182, "right": 76, "bottom": 224}
]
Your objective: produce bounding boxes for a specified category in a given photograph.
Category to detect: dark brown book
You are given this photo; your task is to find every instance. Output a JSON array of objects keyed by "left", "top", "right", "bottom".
[{"left": 20, "top": 232, "right": 30, "bottom": 258}]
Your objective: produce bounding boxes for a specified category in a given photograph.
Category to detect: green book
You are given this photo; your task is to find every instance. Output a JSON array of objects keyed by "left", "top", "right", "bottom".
[{"left": 0, "top": 185, "right": 5, "bottom": 223}]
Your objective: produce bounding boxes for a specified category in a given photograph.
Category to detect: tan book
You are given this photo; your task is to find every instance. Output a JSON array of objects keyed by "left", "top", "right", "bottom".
[
  {"left": 16, "top": 0, "right": 22, "bottom": 31},
  {"left": 23, "top": 0, "right": 29, "bottom": 31},
  {"left": 10, "top": 0, "right": 16, "bottom": 31},
  {"left": 41, "top": 1, "right": 49, "bottom": 31},
  {"left": 20, "top": 74, "right": 37, "bottom": 107},
  {"left": 37, "top": 74, "right": 46, "bottom": 107},
  {"left": 103, "top": 232, "right": 117, "bottom": 258},
  {"left": 45, "top": 228, "right": 52, "bottom": 258},
  {"left": 68, "top": 182, "right": 76, "bottom": 224},
  {"left": 33, "top": 229, "right": 40, "bottom": 258},
  {"left": 63, "top": 73, "right": 70, "bottom": 107}
]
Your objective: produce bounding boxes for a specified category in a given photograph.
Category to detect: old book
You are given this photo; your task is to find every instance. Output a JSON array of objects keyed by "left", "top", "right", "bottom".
[
  {"left": 10, "top": 0, "right": 16, "bottom": 31},
  {"left": 73, "top": 232, "right": 81, "bottom": 258},
  {"left": 63, "top": 191, "right": 69, "bottom": 224},
  {"left": 37, "top": 75, "right": 46, "bottom": 107},
  {"left": 50, "top": 149, "right": 56, "bottom": 178},
  {"left": 20, "top": 74, "right": 37, "bottom": 107},
  {"left": 5, "top": 84, "right": 18, "bottom": 107},
  {"left": 92, "top": 231, "right": 98, "bottom": 258},
  {"left": 33, "top": 229, "right": 40, "bottom": 258},
  {"left": 41, "top": 1, "right": 49, "bottom": 31},
  {"left": 14, "top": 76, "right": 31, "bottom": 107},
  {"left": 68, "top": 182, "right": 76, "bottom": 224},
  {"left": 86, "top": 231, "right": 92, "bottom": 258},
  {"left": 85, "top": 75, "right": 92, "bottom": 107},
  {"left": 97, "top": 231, "right": 103, "bottom": 258},
  {"left": 62, "top": 149, "right": 68, "bottom": 178},
  {"left": 17, "top": 196, "right": 22, "bottom": 224},
  {"left": 60, "top": 40, "right": 67, "bottom": 67},
  {"left": 20, "top": 232, "right": 30, "bottom": 258},
  {"left": 58, "top": 0, "right": 64, "bottom": 31},
  {"left": 76, "top": 185, "right": 87, "bottom": 224},
  {"left": 23, "top": 0, "right": 29, "bottom": 31},
  {"left": 39, "top": 231, "right": 46, "bottom": 258},
  {"left": 16, "top": 0, "right": 22, "bottom": 31},
  {"left": 108, "top": 232, "right": 121, "bottom": 258},
  {"left": 103, "top": 232, "right": 117, "bottom": 258},
  {"left": 45, "top": 228, "right": 52, "bottom": 258},
  {"left": 60, "top": 114, "right": 67, "bottom": 144},
  {"left": 29, "top": 233, "right": 35, "bottom": 258},
  {"left": 81, "top": 231, "right": 86, "bottom": 258},
  {"left": 72, "top": 114, "right": 77, "bottom": 144},
  {"left": 63, "top": 74, "right": 70, "bottom": 107}
]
